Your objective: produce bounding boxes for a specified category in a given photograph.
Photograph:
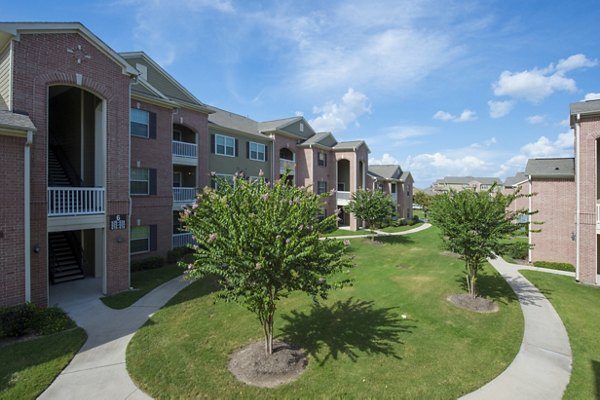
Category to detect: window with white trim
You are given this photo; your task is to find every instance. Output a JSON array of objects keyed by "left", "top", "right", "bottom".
[
  {"left": 130, "top": 226, "right": 150, "bottom": 254},
  {"left": 211, "top": 173, "right": 235, "bottom": 189},
  {"left": 131, "top": 108, "right": 149, "bottom": 138},
  {"left": 216, "top": 134, "right": 235, "bottom": 156},
  {"left": 317, "top": 181, "right": 328, "bottom": 194},
  {"left": 249, "top": 142, "right": 266, "bottom": 161},
  {"left": 130, "top": 168, "right": 149, "bottom": 195},
  {"left": 317, "top": 151, "right": 327, "bottom": 166}
]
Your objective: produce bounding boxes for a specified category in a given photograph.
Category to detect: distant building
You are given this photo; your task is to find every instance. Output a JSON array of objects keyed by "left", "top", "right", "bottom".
[
  {"left": 367, "top": 165, "right": 414, "bottom": 219},
  {"left": 431, "top": 176, "right": 502, "bottom": 194}
]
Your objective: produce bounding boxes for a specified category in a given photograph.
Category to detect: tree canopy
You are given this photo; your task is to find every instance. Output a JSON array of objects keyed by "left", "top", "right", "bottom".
[
  {"left": 346, "top": 188, "right": 396, "bottom": 236},
  {"left": 181, "top": 174, "right": 352, "bottom": 354},
  {"left": 429, "top": 186, "right": 530, "bottom": 297}
]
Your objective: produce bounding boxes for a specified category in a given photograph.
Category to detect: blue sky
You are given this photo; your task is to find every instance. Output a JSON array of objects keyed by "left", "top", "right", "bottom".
[{"left": 6, "top": 0, "right": 600, "bottom": 188}]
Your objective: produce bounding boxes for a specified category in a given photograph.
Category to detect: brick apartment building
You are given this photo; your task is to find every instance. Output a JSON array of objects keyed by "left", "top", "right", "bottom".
[
  {"left": 367, "top": 165, "right": 414, "bottom": 219},
  {"left": 0, "top": 22, "right": 413, "bottom": 307}
]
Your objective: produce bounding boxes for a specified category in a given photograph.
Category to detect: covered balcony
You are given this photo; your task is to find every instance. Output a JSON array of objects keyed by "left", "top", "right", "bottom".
[
  {"left": 173, "top": 165, "right": 197, "bottom": 208},
  {"left": 172, "top": 124, "right": 198, "bottom": 166},
  {"left": 337, "top": 159, "right": 351, "bottom": 206},
  {"left": 279, "top": 148, "right": 296, "bottom": 175}
]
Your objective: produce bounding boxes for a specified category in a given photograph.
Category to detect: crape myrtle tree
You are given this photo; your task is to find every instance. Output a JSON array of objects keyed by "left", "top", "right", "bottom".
[
  {"left": 413, "top": 191, "right": 433, "bottom": 219},
  {"left": 180, "top": 172, "right": 352, "bottom": 355},
  {"left": 346, "top": 188, "right": 396, "bottom": 238},
  {"left": 428, "top": 185, "right": 531, "bottom": 297}
]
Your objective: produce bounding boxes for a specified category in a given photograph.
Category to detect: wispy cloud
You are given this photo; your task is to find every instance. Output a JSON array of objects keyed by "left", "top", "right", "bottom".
[
  {"left": 369, "top": 153, "right": 400, "bottom": 165},
  {"left": 584, "top": 92, "right": 600, "bottom": 101},
  {"left": 488, "top": 100, "right": 514, "bottom": 118},
  {"left": 527, "top": 115, "right": 546, "bottom": 124},
  {"left": 433, "top": 109, "right": 477, "bottom": 122}
]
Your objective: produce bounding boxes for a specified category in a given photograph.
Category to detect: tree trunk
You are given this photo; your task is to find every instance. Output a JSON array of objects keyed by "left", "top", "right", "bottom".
[{"left": 261, "top": 304, "right": 276, "bottom": 355}]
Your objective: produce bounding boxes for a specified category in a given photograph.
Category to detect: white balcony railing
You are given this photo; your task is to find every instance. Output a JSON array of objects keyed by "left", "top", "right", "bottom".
[
  {"left": 172, "top": 232, "right": 195, "bottom": 248},
  {"left": 173, "top": 187, "right": 197, "bottom": 204},
  {"left": 172, "top": 140, "right": 197, "bottom": 159},
  {"left": 280, "top": 159, "right": 296, "bottom": 174},
  {"left": 336, "top": 191, "right": 351, "bottom": 206},
  {"left": 48, "top": 187, "right": 105, "bottom": 216}
]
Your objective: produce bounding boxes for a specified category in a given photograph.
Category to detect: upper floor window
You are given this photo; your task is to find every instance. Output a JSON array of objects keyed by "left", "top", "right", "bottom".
[
  {"left": 317, "top": 151, "right": 328, "bottom": 166},
  {"left": 214, "top": 134, "right": 236, "bottom": 157},
  {"left": 211, "top": 173, "right": 235, "bottom": 189},
  {"left": 249, "top": 142, "right": 266, "bottom": 161},
  {"left": 317, "top": 181, "right": 328, "bottom": 194},
  {"left": 131, "top": 108, "right": 149, "bottom": 138},
  {"left": 131, "top": 168, "right": 149, "bottom": 195}
]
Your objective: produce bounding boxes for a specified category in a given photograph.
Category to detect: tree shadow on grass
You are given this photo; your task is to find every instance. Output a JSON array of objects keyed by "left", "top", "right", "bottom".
[
  {"left": 373, "top": 235, "right": 414, "bottom": 245},
  {"left": 164, "top": 275, "right": 220, "bottom": 308},
  {"left": 279, "top": 297, "right": 415, "bottom": 366},
  {"left": 593, "top": 360, "right": 600, "bottom": 399},
  {"left": 454, "top": 271, "right": 519, "bottom": 306}
]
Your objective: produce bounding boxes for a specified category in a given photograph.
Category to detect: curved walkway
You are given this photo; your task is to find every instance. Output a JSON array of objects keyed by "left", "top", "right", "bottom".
[
  {"left": 461, "top": 256, "right": 572, "bottom": 400},
  {"left": 327, "top": 222, "right": 431, "bottom": 239},
  {"left": 40, "top": 276, "right": 190, "bottom": 400}
]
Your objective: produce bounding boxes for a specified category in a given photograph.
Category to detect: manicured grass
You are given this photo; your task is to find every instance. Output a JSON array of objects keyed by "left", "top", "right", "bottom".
[
  {"left": 379, "top": 222, "right": 424, "bottom": 233},
  {"left": 323, "top": 228, "right": 370, "bottom": 237},
  {"left": 412, "top": 209, "right": 425, "bottom": 220},
  {"left": 521, "top": 271, "right": 600, "bottom": 400},
  {"left": 0, "top": 328, "right": 86, "bottom": 400},
  {"left": 101, "top": 264, "right": 184, "bottom": 309},
  {"left": 127, "top": 227, "right": 523, "bottom": 399}
]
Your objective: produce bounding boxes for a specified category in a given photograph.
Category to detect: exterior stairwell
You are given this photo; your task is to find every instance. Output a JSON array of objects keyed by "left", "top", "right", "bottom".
[
  {"left": 48, "top": 232, "right": 85, "bottom": 284},
  {"left": 48, "top": 148, "right": 72, "bottom": 186}
]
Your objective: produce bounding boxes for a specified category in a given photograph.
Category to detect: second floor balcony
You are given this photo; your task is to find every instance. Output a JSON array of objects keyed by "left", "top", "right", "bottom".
[
  {"left": 48, "top": 187, "right": 105, "bottom": 217},
  {"left": 336, "top": 191, "right": 351, "bottom": 206},
  {"left": 172, "top": 140, "right": 198, "bottom": 165}
]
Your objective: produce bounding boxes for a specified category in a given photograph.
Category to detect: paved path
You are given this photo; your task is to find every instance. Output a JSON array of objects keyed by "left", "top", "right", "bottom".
[
  {"left": 460, "top": 256, "right": 572, "bottom": 400},
  {"left": 40, "top": 276, "right": 190, "bottom": 400},
  {"left": 327, "top": 222, "right": 431, "bottom": 239}
]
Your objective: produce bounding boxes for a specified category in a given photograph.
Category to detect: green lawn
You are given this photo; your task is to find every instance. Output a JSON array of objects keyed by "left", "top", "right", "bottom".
[
  {"left": 323, "top": 228, "right": 370, "bottom": 237},
  {"left": 101, "top": 264, "right": 184, "bottom": 309},
  {"left": 127, "top": 228, "right": 523, "bottom": 399},
  {"left": 0, "top": 328, "right": 86, "bottom": 400},
  {"left": 379, "top": 222, "right": 424, "bottom": 233},
  {"left": 521, "top": 271, "right": 600, "bottom": 400}
]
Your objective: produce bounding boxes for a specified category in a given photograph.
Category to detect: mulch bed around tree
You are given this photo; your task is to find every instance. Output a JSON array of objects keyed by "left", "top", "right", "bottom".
[
  {"left": 447, "top": 294, "right": 499, "bottom": 313},
  {"left": 228, "top": 340, "right": 308, "bottom": 388}
]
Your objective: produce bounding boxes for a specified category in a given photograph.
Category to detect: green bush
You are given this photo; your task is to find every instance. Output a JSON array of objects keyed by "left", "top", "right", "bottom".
[
  {"left": 497, "top": 241, "right": 529, "bottom": 260},
  {"left": 131, "top": 256, "right": 165, "bottom": 272},
  {"left": 167, "top": 247, "right": 194, "bottom": 264},
  {"left": 392, "top": 218, "right": 408, "bottom": 227},
  {"left": 533, "top": 261, "right": 575, "bottom": 272},
  {"left": 0, "top": 304, "right": 75, "bottom": 338}
]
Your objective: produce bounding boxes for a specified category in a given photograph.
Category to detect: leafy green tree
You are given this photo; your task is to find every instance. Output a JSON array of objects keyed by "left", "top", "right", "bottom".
[
  {"left": 413, "top": 191, "right": 433, "bottom": 218},
  {"left": 181, "top": 174, "right": 352, "bottom": 355},
  {"left": 429, "top": 186, "right": 530, "bottom": 297},
  {"left": 346, "top": 189, "right": 396, "bottom": 237}
]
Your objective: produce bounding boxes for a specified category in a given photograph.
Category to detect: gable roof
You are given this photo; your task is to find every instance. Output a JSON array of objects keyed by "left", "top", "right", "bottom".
[
  {"left": 300, "top": 131, "right": 338, "bottom": 148},
  {"left": 368, "top": 165, "right": 403, "bottom": 180},
  {"left": 440, "top": 176, "right": 501, "bottom": 185},
  {"left": 207, "top": 106, "right": 270, "bottom": 139},
  {"left": 0, "top": 22, "right": 138, "bottom": 77},
  {"left": 525, "top": 158, "right": 575, "bottom": 179},
  {"left": 504, "top": 171, "right": 528, "bottom": 187},
  {"left": 258, "top": 117, "right": 303, "bottom": 133},
  {"left": 333, "top": 140, "right": 370, "bottom": 153}
]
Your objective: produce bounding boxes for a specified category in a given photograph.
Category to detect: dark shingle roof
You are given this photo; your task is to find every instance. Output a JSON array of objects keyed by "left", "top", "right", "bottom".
[
  {"left": 504, "top": 171, "right": 528, "bottom": 187},
  {"left": 333, "top": 140, "right": 369, "bottom": 152},
  {"left": 570, "top": 99, "right": 600, "bottom": 115},
  {"left": 368, "top": 165, "right": 403, "bottom": 180},
  {"left": 442, "top": 176, "right": 501, "bottom": 185},
  {"left": 525, "top": 158, "right": 575, "bottom": 178},
  {"left": 258, "top": 117, "right": 302, "bottom": 132},
  {"left": 207, "top": 106, "right": 260, "bottom": 137},
  {"left": 300, "top": 131, "right": 337, "bottom": 147}
]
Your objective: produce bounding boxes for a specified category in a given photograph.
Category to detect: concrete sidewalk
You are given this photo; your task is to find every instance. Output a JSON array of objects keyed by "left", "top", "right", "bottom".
[
  {"left": 460, "top": 257, "right": 572, "bottom": 400},
  {"left": 327, "top": 222, "right": 431, "bottom": 239},
  {"left": 40, "top": 276, "right": 190, "bottom": 400}
]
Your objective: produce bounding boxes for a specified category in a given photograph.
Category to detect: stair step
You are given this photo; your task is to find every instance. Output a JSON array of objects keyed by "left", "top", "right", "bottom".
[{"left": 53, "top": 274, "right": 85, "bottom": 283}]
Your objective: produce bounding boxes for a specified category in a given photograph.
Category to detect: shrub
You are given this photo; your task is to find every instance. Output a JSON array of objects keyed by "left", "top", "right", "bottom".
[
  {"left": 0, "top": 304, "right": 75, "bottom": 338},
  {"left": 131, "top": 256, "right": 165, "bottom": 272},
  {"left": 533, "top": 261, "right": 575, "bottom": 272},
  {"left": 167, "top": 247, "right": 194, "bottom": 264},
  {"left": 497, "top": 241, "right": 529, "bottom": 260}
]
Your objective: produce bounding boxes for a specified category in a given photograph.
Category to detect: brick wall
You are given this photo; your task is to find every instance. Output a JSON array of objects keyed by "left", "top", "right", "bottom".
[
  {"left": 11, "top": 32, "right": 132, "bottom": 303},
  {"left": 0, "top": 135, "right": 26, "bottom": 306}
]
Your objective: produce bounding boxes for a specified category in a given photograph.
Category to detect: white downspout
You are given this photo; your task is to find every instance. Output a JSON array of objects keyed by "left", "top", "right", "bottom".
[
  {"left": 528, "top": 175, "right": 532, "bottom": 263},
  {"left": 575, "top": 113, "right": 581, "bottom": 282},
  {"left": 24, "top": 131, "right": 33, "bottom": 302}
]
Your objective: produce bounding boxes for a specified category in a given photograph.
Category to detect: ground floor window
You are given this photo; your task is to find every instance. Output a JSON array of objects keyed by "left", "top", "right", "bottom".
[
  {"left": 131, "top": 226, "right": 150, "bottom": 254},
  {"left": 317, "top": 181, "right": 328, "bottom": 194}
]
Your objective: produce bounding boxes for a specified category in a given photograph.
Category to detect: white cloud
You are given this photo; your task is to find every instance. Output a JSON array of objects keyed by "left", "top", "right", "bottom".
[
  {"left": 369, "top": 153, "right": 400, "bottom": 165},
  {"left": 406, "top": 152, "right": 489, "bottom": 184},
  {"left": 584, "top": 92, "right": 600, "bottom": 101},
  {"left": 559, "top": 119, "right": 570, "bottom": 127},
  {"left": 527, "top": 115, "right": 546, "bottom": 124},
  {"left": 384, "top": 125, "right": 434, "bottom": 141},
  {"left": 309, "top": 88, "right": 371, "bottom": 132},
  {"left": 433, "top": 109, "right": 476, "bottom": 123},
  {"left": 488, "top": 100, "right": 514, "bottom": 118},
  {"left": 496, "top": 131, "right": 574, "bottom": 176},
  {"left": 492, "top": 54, "right": 597, "bottom": 103},
  {"left": 433, "top": 111, "right": 454, "bottom": 121}
]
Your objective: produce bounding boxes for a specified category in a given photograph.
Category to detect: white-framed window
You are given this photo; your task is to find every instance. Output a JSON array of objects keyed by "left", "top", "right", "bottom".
[
  {"left": 131, "top": 108, "right": 149, "bottom": 138},
  {"left": 249, "top": 142, "right": 266, "bottom": 161},
  {"left": 130, "top": 168, "right": 149, "bottom": 195},
  {"left": 318, "top": 152, "right": 327, "bottom": 166},
  {"left": 317, "top": 181, "right": 328, "bottom": 194},
  {"left": 299, "top": 122, "right": 304, "bottom": 132},
  {"left": 215, "top": 134, "right": 235, "bottom": 156},
  {"left": 211, "top": 173, "right": 235, "bottom": 189},
  {"left": 130, "top": 226, "right": 150, "bottom": 254}
]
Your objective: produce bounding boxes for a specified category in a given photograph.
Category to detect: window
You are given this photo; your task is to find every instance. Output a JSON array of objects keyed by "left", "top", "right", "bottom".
[
  {"left": 131, "top": 226, "right": 150, "bottom": 254},
  {"left": 131, "top": 108, "right": 150, "bottom": 138},
  {"left": 131, "top": 168, "right": 149, "bottom": 195},
  {"left": 317, "top": 181, "right": 327, "bottom": 194},
  {"left": 215, "top": 134, "right": 235, "bottom": 156},
  {"left": 317, "top": 152, "right": 327, "bottom": 166},
  {"left": 299, "top": 122, "right": 304, "bottom": 132},
  {"left": 249, "top": 142, "right": 266, "bottom": 161},
  {"left": 391, "top": 183, "right": 397, "bottom": 193},
  {"left": 337, "top": 182, "right": 345, "bottom": 191}
]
